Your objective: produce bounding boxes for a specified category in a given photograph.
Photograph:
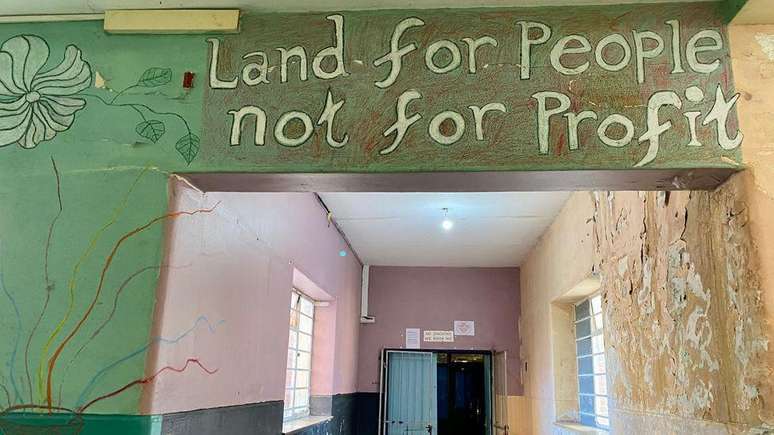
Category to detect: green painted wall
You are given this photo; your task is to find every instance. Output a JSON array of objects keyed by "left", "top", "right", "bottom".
[
  {"left": 0, "top": 20, "right": 200, "bottom": 424},
  {"left": 0, "top": 2, "right": 744, "bottom": 433}
]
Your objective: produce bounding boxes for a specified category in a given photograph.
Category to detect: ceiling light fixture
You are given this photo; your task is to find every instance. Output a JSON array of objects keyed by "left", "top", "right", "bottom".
[{"left": 441, "top": 208, "right": 454, "bottom": 231}]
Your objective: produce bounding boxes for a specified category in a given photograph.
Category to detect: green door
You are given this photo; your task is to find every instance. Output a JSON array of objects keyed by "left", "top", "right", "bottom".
[{"left": 384, "top": 351, "right": 438, "bottom": 435}]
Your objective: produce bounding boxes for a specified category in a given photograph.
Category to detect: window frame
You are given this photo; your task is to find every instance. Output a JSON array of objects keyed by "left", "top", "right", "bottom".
[
  {"left": 284, "top": 289, "right": 316, "bottom": 422},
  {"left": 574, "top": 293, "right": 609, "bottom": 430}
]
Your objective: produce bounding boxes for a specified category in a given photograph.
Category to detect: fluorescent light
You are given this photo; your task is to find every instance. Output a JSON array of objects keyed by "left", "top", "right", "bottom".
[
  {"left": 104, "top": 9, "right": 240, "bottom": 34},
  {"left": 442, "top": 219, "right": 454, "bottom": 231}
]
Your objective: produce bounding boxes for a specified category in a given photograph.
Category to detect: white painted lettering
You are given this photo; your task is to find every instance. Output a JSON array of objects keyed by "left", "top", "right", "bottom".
[
  {"left": 633, "top": 30, "right": 665, "bottom": 84},
  {"left": 374, "top": 18, "right": 425, "bottom": 89},
  {"left": 597, "top": 114, "right": 635, "bottom": 148},
  {"left": 702, "top": 85, "right": 743, "bottom": 150},
  {"left": 241, "top": 51, "right": 270, "bottom": 86},
  {"left": 462, "top": 36, "right": 498, "bottom": 74},
  {"left": 532, "top": 91, "right": 570, "bottom": 154},
  {"left": 312, "top": 15, "right": 349, "bottom": 80},
  {"left": 468, "top": 103, "right": 506, "bottom": 140},
  {"left": 518, "top": 21, "right": 552, "bottom": 79},
  {"left": 429, "top": 110, "right": 465, "bottom": 145},
  {"left": 207, "top": 38, "right": 238, "bottom": 89},
  {"left": 275, "top": 111, "right": 314, "bottom": 147},
  {"left": 317, "top": 90, "right": 349, "bottom": 148},
  {"left": 277, "top": 46, "right": 309, "bottom": 83},
  {"left": 228, "top": 106, "right": 267, "bottom": 146},
  {"left": 550, "top": 35, "right": 592, "bottom": 75},
  {"left": 686, "top": 30, "right": 723, "bottom": 74},
  {"left": 381, "top": 89, "right": 423, "bottom": 155},
  {"left": 635, "top": 90, "right": 681, "bottom": 167},
  {"left": 425, "top": 40, "right": 462, "bottom": 74}
]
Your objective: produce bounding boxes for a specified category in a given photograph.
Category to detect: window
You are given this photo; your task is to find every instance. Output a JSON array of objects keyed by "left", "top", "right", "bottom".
[
  {"left": 284, "top": 290, "right": 315, "bottom": 421},
  {"left": 575, "top": 294, "right": 609, "bottom": 429}
]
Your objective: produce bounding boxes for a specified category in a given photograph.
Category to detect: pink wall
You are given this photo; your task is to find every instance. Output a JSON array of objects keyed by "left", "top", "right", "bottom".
[
  {"left": 357, "top": 266, "right": 522, "bottom": 395},
  {"left": 141, "top": 180, "right": 362, "bottom": 414}
]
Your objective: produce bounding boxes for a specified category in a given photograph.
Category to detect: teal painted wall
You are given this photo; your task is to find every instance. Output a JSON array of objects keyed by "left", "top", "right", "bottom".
[
  {"left": 0, "top": 412, "right": 160, "bottom": 435},
  {"left": 0, "top": 21, "right": 204, "bottom": 420}
]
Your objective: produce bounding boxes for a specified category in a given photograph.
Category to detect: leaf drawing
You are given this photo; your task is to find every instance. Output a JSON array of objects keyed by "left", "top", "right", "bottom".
[
  {"left": 137, "top": 67, "right": 172, "bottom": 87},
  {"left": 135, "top": 120, "right": 166, "bottom": 143},
  {"left": 175, "top": 134, "right": 200, "bottom": 164}
]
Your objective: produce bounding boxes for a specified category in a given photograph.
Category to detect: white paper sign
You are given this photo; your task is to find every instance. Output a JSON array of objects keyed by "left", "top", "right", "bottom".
[
  {"left": 454, "top": 320, "right": 475, "bottom": 336},
  {"left": 423, "top": 330, "right": 454, "bottom": 342},
  {"left": 405, "top": 328, "right": 420, "bottom": 349}
]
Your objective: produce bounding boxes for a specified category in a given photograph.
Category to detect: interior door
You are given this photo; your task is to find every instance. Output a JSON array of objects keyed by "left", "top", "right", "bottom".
[
  {"left": 384, "top": 351, "right": 438, "bottom": 434},
  {"left": 493, "top": 351, "right": 509, "bottom": 435}
]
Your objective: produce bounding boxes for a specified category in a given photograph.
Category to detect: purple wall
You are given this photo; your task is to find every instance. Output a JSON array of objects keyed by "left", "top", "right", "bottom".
[
  {"left": 142, "top": 183, "right": 362, "bottom": 414},
  {"left": 357, "top": 266, "right": 522, "bottom": 395}
]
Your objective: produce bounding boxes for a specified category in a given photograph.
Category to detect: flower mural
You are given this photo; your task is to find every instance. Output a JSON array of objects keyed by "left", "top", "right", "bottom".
[{"left": 0, "top": 35, "right": 91, "bottom": 149}]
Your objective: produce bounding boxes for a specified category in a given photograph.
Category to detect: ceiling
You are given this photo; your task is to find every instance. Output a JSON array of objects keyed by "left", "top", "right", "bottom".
[
  {"left": 4, "top": 0, "right": 709, "bottom": 15},
  {"left": 318, "top": 192, "right": 569, "bottom": 268}
]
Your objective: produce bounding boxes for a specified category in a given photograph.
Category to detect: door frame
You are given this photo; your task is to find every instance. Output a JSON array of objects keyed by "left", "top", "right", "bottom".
[{"left": 378, "top": 348, "right": 496, "bottom": 435}]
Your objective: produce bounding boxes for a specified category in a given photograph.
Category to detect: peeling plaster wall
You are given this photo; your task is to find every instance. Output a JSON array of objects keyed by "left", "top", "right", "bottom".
[
  {"left": 729, "top": 24, "right": 774, "bottom": 428},
  {"left": 520, "top": 178, "right": 772, "bottom": 433},
  {"left": 595, "top": 186, "right": 770, "bottom": 432}
]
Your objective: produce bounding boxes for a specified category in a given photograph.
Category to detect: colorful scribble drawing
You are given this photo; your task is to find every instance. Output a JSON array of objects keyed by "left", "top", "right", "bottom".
[
  {"left": 0, "top": 158, "right": 219, "bottom": 434},
  {"left": 0, "top": 35, "right": 90, "bottom": 150},
  {"left": 0, "top": 34, "right": 199, "bottom": 164}
]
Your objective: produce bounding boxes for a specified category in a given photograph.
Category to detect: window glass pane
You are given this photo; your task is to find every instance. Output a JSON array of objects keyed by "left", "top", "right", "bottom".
[
  {"left": 284, "top": 389, "right": 294, "bottom": 408},
  {"left": 575, "top": 319, "right": 591, "bottom": 339},
  {"left": 285, "top": 290, "right": 315, "bottom": 422},
  {"left": 287, "top": 349, "right": 297, "bottom": 369},
  {"left": 294, "top": 389, "right": 309, "bottom": 407},
  {"left": 298, "top": 332, "right": 312, "bottom": 352},
  {"left": 576, "top": 338, "right": 592, "bottom": 357},
  {"left": 578, "top": 375, "right": 594, "bottom": 394},
  {"left": 579, "top": 395, "right": 594, "bottom": 414},
  {"left": 593, "top": 354, "right": 606, "bottom": 374},
  {"left": 591, "top": 295, "right": 603, "bottom": 314},
  {"left": 296, "top": 370, "right": 310, "bottom": 388},
  {"left": 576, "top": 294, "right": 608, "bottom": 429},
  {"left": 594, "top": 375, "right": 608, "bottom": 396},
  {"left": 291, "top": 292, "right": 299, "bottom": 309},
  {"left": 595, "top": 396, "right": 609, "bottom": 417},
  {"left": 578, "top": 356, "right": 593, "bottom": 375},
  {"left": 299, "top": 315, "right": 313, "bottom": 334},
  {"left": 580, "top": 413, "right": 596, "bottom": 427},
  {"left": 575, "top": 300, "right": 590, "bottom": 320},
  {"left": 297, "top": 351, "right": 312, "bottom": 370},
  {"left": 300, "top": 297, "right": 314, "bottom": 317},
  {"left": 592, "top": 335, "right": 605, "bottom": 354},
  {"left": 593, "top": 313, "right": 604, "bottom": 331},
  {"left": 286, "top": 370, "right": 295, "bottom": 388}
]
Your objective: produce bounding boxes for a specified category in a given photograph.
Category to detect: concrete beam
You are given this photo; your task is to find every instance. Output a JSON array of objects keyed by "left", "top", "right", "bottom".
[{"left": 726, "top": 0, "right": 774, "bottom": 25}]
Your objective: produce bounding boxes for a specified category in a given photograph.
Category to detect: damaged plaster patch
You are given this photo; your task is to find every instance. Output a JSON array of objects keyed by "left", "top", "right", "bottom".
[
  {"left": 94, "top": 71, "right": 106, "bottom": 89},
  {"left": 754, "top": 33, "right": 774, "bottom": 60}
]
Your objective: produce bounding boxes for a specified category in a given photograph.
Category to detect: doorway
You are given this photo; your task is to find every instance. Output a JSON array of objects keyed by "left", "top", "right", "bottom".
[
  {"left": 381, "top": 350, "right": 500, "bottom": 435},
  {"left": 437, "top": 352, "right": 489, "bottom": 435}
]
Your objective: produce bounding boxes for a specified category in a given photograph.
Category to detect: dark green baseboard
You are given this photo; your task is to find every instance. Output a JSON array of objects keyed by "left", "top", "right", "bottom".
[{"left": 0, "top": 412, "right": 160, "bottom": 435}]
